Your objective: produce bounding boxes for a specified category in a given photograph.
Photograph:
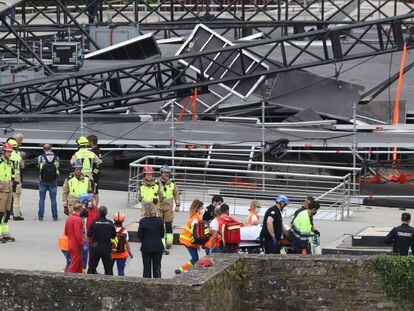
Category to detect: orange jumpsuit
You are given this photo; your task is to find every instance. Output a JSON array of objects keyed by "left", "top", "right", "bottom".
[{"left": 64, "top": 214, "right": 84, "bottom": 273}]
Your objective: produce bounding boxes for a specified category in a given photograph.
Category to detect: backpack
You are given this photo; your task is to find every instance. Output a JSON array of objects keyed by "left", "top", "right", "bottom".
[
  {"left": 192, "top": 221, "right": 211, "bottom": 245},
  {"left": 220, "top": 216, "right": 241, "bottom": 246},
  {"left": 40, "top": 155, "right": 57, "bottom": 182},
  {"left": 111, "top": 228, "right": 127, "bottom": 253}
]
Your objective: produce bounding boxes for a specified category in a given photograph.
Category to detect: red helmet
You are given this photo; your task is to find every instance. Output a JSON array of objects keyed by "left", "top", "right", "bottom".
[
  {"left": 113, "top": 212, "right": 125, "bottom": 222},
  {"left": 143, "top": 166, "right": 154, "bottom": 174},
  {"left": 2, "top": 143, "right": 13, "bottom": 152}
]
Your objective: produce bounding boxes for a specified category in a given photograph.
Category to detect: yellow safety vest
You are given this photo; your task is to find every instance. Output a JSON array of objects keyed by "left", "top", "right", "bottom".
[
  {"left": 0, "top": 158, "right": 13, "bottom": 182},
  {"left": 68, "top": 176, "right": 89, "bottom": 198},
  {"left": 140, "top": 182, "right": 159, "bottom": 202},
  {"left": 293, "top": 210, "right": 312, "bottom": 234},
  {"left": 10, "top": 150, "right": 22, "bottom": 175},
  {"left": 161, "top": 180, "right": 175, "bottom": 199},
  {"left": 75, "top": 148, "right": 95, "bottom": 175}
]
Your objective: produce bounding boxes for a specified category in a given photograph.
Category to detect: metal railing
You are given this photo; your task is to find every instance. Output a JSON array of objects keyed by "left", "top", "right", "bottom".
[{"left": 128, "top": 155, "right": 359, "bottom": 220}]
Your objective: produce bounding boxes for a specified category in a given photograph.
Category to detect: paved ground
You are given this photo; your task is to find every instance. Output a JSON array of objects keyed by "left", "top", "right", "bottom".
[{"left": 0, "top": 188, "right": 404, "bottom": 278}]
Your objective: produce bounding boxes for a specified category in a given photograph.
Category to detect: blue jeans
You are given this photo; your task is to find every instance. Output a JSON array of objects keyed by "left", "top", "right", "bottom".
[
  {"left": 114, "top": 258, "right": 127, "bottom": 276},
  {"left": 62, "top": 251, "right": 70, "bottom": 272},
  {"left": 185, "top": 246, "right": 199, "bottom": 265},
  {"left": 38, "top": 181, "right": 58, "bottom": 219}
]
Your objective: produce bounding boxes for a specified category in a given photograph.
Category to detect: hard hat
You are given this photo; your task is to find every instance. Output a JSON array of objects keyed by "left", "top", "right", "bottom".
[
  {"left": 143, "top": 166, "right": 154, "bottom": 174},
  {"left": 7, "top": 138, "right": 18, "bottom": 149},
  {"left": 113, "top": 212, "right": 125, "bottom": 222},
  {"left": 2, "top": 142, "right": 13, "bottom": 152},
  {"left": 77, "top": 136, "right": 89, "bottom": 147},
  {"left": 72, "top": 160, "right": 83, "bottom": 169},
  {"left": 160, "top": 164, "right": 171, "bottom": 173},
  {"left": 79, "top": 193, "right": 92, "bottom": 203},
  {"left": 275, "top": 195, "right": 289, "bottom": 205}
]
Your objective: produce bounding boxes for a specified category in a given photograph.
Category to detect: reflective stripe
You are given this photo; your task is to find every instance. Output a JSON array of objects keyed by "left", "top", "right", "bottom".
[
  {"left": 291, "top": 226, "right": 311, "bottom": 241},
  {"left": 227, "top": 225, "right": 240, "bottom": 230}
]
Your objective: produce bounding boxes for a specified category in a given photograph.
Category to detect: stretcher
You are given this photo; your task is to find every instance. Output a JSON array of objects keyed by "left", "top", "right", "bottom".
[{"left": 239, "top": 225, "right": 295, "bottom": 254}]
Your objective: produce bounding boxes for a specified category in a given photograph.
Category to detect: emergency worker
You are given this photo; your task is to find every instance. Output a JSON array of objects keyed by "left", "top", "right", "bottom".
[
  {"left": 70, "top": 136, "right": 102, "bottom": 182},
  {"left": 7, "top": 138, "right": 24, "bottom": 220},
  {"left": 385, "top": 213, "right": 414, "bottom": 256},
  {"left": 64, "top": 204, "right": 84, "bottom": 273},
  {"left": 290, "top": 200, "right": 320, "bottom": 254},
  {"left": 158, "top": 164, "right": 180, "bottom": 249},
  {"left": 260, "top": 195, "right": 289, "bottom": 254},
  {"left": 62, "top": 161, "right": 92, "bottom": 215},
  {"left": 87, "top": 135, "right": 102, "bottom": 205},
  {"left": 138, "top": 166, "right": 163, "bottom": 206},
  {"left": 87, "top": 206, "right": 116, "bottom": 275},
  {"left": 0, "top": 143, "right": 15, "bottom": 243}
]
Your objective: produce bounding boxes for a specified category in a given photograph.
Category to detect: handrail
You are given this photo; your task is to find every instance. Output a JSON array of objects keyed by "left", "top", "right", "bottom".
[{"left": 130, "top": 155, "right": 361, "bottom": 173}]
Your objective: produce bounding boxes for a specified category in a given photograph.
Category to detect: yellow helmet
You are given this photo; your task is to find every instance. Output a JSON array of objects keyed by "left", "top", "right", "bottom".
[
  {"left": 7, "top": 138, "right": 18, "bottom": 149},
  {"left": 77, "top": 136, "right": 89, "bottom": 147}
]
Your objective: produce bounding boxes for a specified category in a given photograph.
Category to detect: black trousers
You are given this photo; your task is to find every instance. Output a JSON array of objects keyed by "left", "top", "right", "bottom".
[
  {"left": 262, "top": 238, "right": 281, "bottom": 254},
  {"left": 142, "top": 251, "right": 162, "bottom": 278},
  {"left": 87, "top": 244, "right": 113, "bottom": 275}
]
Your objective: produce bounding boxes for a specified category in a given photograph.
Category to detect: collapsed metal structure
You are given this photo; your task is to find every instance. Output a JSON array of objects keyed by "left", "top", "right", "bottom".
[{"left": 0, "top": 13, "right": 413, "bottom": 114}]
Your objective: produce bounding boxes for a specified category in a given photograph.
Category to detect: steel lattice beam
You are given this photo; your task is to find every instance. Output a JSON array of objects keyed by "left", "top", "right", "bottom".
[{"left": 0, "top": 14, "right": 413, "bottom": 114}]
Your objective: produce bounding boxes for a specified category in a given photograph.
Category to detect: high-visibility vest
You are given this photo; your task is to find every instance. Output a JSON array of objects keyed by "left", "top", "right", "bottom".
[
  {"left": 58, "top": 235, "right": 68, "bottom": 251},
  {"left": 247, "top": 211, "right": 259, "bottom": 226},
  {"left": 140, "top": 182, "right": 159, "bottom": 202},
  {"left": 179, "top": 213, "right": 201, "bottom": 248},
  {"left": 160, "top": 180, "right": 175, "bottom": 199},
  {"left": 204, "top": 218, "right": 222, "bottom": 249},
  {"left": 291, "top": 210, "right": 312, "bottom": 242},
  {"left": 75, "top": 148, "right": 96, "bottom": 175},
  {"left": 10, "top": 150, "right": 22, "bottom": 175},
  {"left": 293, "top": 210, "right": 312, "bottom": 233},
  {"left": 0, "top": 158, "right": 13, "bottom": 182},
  {"left": 68, "top": 176, "right": 89, "bottom": 198}
]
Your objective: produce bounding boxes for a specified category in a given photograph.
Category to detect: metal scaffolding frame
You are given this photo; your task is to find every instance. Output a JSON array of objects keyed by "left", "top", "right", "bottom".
[{"left": 0, "top": 14, "right": 413, "bottom": 114}]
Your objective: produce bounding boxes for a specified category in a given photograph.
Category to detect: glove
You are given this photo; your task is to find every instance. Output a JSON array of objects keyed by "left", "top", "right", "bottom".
[
  {"left": 64, "top": 206, "right": 69, "bottom": 215},
  {"left": 83, "top": 242, "right": 89, "bottom": 252},
  {"left": 313, "top": 230, "right": 320, "bottom": 236},
  {"left": 129, "top": 253, "right": 134, "bottom": 259},
  {"left": 271, "top": 236, "right": 277, "bottom": 246},
  {"left": 153, "top": 198, "right": 159, "bottom": 205}
]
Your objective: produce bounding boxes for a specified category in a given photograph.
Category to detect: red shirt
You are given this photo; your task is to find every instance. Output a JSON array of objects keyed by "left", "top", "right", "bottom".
[
  {"left": 64, "top": 214, "right": 83, "bottom": 249},
  {"left": 86, "top": 206, "right": 99, "bottom": 230}
]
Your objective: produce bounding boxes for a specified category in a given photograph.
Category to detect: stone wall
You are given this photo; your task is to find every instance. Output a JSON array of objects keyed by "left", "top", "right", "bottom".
[{"left": 0, "top": 255, "right": 396, "bottom": 311}]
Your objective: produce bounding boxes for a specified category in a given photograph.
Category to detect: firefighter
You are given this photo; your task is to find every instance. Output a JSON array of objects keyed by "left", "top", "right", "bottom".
[
  {"left": 158, "top": 164, "right": 180, "bottom": 249},
  {"left": 0, "top": 143, "right": 15, "bottom": 243},
  {"left": 62, "top": 161, "right": 92, "bottom": 215},
  {"left": 138, "top": 166, "right": 163, "bottom": 206},
  {"left": 70, "top": 136, "right": 102, "bottom": 187},
  {"left": 7, "top": 138, "right": 24, "bottom": 220}
]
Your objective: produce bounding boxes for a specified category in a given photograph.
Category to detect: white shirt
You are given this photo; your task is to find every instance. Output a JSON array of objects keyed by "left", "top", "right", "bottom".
[{"left": 210, "top": 218, "right": 219, "bottom": 231}]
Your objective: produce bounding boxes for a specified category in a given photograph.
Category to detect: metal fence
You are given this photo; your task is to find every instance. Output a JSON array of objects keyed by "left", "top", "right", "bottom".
[{"left": 129, "top": 156, "right": 359, "bottom": 220}]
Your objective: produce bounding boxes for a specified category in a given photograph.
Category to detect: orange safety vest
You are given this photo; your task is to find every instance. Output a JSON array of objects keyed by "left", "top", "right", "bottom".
[
  {"left": 179, "top": 213, "right": 201, "bottom": 248},
  {"left": 112, "top": 227, "right": 129, "bottom": 260},
  {"left": 247, "top": 210, "right": 259, "bottom": 226},
  {"left": 58, "top": 235, "right": 69, "bottom": 251},
  {"left": 204, "top": 221, "right": 222, "bottom": 250}
]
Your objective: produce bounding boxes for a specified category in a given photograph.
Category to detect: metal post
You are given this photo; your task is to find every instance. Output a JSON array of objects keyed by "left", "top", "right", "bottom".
[
  {"left": 261, "top": 99, "right": 266, "bottom": 191},
  {"left": 352, "top": 102, "right": 358, "bottom": 206},
  {"left": 171, "top": 101, "right": 175, "bottom": 174},
  {"left": 80, "top": 100, "right": 84, "bottom": 136}
]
